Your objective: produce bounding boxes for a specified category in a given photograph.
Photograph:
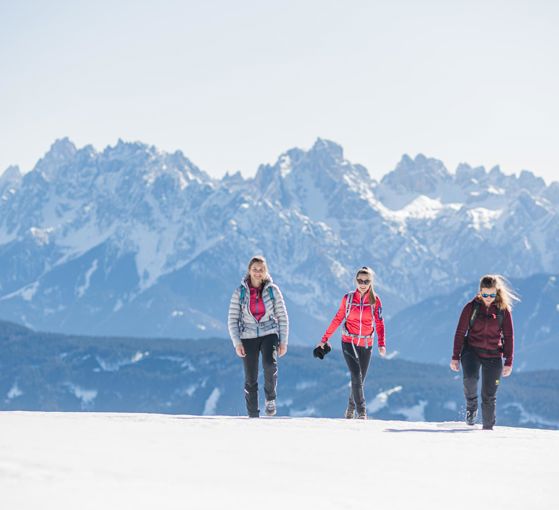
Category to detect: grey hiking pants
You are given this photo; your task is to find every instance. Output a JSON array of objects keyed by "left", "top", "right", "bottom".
[
  {"left": 241, "top": 333, "right": 279, "bottom": 417},
  {"left": 342, "top": 341, "right": 372, "bottom": 413},
  {"left": 461, "top": 346, "right": 503, "bottom": 428}
]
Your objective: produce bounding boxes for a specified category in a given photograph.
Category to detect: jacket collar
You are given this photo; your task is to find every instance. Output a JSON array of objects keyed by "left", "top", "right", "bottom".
[
  {"left": 241, "top": 275, "right": 273, "bottom": 290},
  {"left": 353, "top": 289, "right": 371, "bottom": 303}
]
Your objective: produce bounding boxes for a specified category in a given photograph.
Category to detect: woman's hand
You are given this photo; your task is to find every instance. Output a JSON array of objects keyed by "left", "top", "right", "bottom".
[
  {"left": 235, "top": 344, "right": 246, "bottom": 358},
  {"left": 378, "top": 346, "right": 386, "bottom": 357},
  {"left": 502, "top": 366, "right": 512, "bottom": 377},
  {"left": 450, "top": 359, "right": 460, "bottom": 372},
  {"left": 278, "top": 344, "right": 288, "bottom": 357},
  {"left": 315, "top": 341, "right": 326, "bottom": 348}
]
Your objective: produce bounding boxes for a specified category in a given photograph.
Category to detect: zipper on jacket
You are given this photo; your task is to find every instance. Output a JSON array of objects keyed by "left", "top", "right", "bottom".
[
  {"left": 483, "top": 304, "right": 489, "bottom": 339},
  {"left": 245, "top": 284, "right": 258, "bottom": 322},
  {"left": 244, "top": 282, "right": 273, "bottom": 338},
  {"left": 372, "top": 302, "right": 376, "bottom": 348},
  {"left": 359, "top": 294, "right": 363, "bottom": 347}
]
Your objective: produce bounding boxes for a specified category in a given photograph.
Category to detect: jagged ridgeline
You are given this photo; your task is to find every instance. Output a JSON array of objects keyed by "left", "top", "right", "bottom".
[
  {"left": 1, "top": 138, "right": 559, "bottom": 346},
  {"left": 0, "top": 320, "right": 557, "bottom": 429}
]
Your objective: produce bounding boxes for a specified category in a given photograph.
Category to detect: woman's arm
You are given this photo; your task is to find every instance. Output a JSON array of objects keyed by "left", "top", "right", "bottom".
[
  {"left": 374, "top": 296, "right": 385, "bottom": 348},
  {"left": 502, "top": 309, "right": 514, "bottom": 369},
  {"left": 272, "top": 284, "right": 289, "bottom": 346},
  {"left": 452, "top": 302, "right": 472, "bottom": 361},
  {"left": 319, "top": 295, "right": 347, "bottom": 344},
  {"left": 227, "top": 288, "right": 242, "bottom": 348}
]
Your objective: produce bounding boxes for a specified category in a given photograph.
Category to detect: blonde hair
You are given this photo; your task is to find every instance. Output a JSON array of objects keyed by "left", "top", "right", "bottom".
[
  {"left": 356, "top": 266, "right": 377, "bottom": 305},
  {"left": 479, "top": 274, "right": 520, "bottom": 311},
  {"left": 246, "top": 255, "right": 270, "bottom": 282}
]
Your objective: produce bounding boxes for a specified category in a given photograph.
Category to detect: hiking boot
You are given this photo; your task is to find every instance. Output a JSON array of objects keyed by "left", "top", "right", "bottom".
[
  {"left": 356, "top": 409, "right": 367, "bottom": 420},
  {"left": 265, "top": 399, "right": 277, "bottom": 416},
  {"left": 466, "top": 409, "right": 477, "bottom": 426},
  {"left": 482, "top": 425, "right": 493, "bottom": 430},
  {"left": 344, "top": 405, "right": 355, "bottom": 419}
]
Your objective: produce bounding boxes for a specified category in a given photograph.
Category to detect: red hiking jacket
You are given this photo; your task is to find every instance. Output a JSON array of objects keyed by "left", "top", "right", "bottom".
[
  {"left": 452, "top": 298, "right": 514, "bottom": 367},
  {"left": 322, "top": 291, "right": 385, "bottom": 348}
]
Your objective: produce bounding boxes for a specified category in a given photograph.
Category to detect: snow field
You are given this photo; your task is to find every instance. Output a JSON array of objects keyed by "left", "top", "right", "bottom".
[{"left": 0, "top": 412, "right": 557, "bottom": 510}]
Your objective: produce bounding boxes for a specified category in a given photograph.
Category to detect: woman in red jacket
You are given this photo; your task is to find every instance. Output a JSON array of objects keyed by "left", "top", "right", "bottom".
[
  {"left": 316, "top": 266, "right": 386, "bottom": 419},
  {"left": 450, "top": 274, "right": 517, "bottom": 430}
]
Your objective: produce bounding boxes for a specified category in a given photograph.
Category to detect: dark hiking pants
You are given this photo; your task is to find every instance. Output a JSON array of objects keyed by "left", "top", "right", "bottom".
[
  {"left": 241, "top": 334, "right": 279, "bottom": 417},
  {"left": 342, "top": 341, "right": 372, "bottom": 413},
  {"left": 461, "top": 346, "right": 503, "bottom": 428}
]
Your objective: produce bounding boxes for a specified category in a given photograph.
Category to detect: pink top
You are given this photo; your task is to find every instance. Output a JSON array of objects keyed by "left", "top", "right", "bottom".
[{"left": 248, "top": 283, "right": 266, "bottom": 322}]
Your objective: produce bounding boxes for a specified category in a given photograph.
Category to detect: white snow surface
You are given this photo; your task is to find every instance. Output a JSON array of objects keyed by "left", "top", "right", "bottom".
[{"left": 1, "top": 412, "right": 557, "bottom": 510}]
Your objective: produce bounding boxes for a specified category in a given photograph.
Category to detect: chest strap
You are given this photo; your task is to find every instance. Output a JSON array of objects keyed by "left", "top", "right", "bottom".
[{"left": 342, "top": 327, "right": 373, "bottom": 339}]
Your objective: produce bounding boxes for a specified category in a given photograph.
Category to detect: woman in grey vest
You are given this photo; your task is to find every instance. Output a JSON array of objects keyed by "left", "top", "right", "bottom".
[{"left": 228, "top": 255, "right": 289, "bottom": 418}]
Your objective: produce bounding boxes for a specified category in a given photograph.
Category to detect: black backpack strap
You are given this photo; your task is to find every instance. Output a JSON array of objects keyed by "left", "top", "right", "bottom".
[
  {"left": 468, "top": 300, "right": 481, "bottom": 330},
  {"left": 470, "top": 300, "right": 504, "bottom": 329},
  {"left": 497, "top": 308, "right": 504, "bottom": 329},
  {"left": 464, "top": 300, "right": 480, "bottom": 349},
  {"left": 239, "top": 286, "right": 248, "bottom": 316},
  {"left": 344, "top": 292, "right": 354, "bottom": 319}
]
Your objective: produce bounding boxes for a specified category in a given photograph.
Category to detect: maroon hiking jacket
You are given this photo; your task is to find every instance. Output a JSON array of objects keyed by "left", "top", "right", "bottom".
[{"left": 452, "top": 298, "right": 514, "bottom": 367}]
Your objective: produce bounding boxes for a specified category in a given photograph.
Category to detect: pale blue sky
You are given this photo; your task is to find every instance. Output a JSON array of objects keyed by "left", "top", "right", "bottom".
[{"left": 1, "top": 0, "right": 558, "bottom": 182}]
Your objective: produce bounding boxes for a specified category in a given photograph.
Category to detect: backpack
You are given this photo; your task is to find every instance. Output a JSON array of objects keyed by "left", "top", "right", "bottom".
[
  {"left": 465, "top": 300, "right": 504, "bottom": 354},
  {"left": 342, "top": 291, "right": 379, "bottom": 343},
  {"left": 344, "top": 291, "right": 375, "bottom": 319},
  {"left": 239, "top": 285, "right": 275, "bottom": 306}
]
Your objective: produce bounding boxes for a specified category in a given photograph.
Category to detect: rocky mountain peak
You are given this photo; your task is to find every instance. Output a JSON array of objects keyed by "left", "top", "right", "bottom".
[
  {"left": 518, "top": 169, "right": 546, "bottom": 193},
  {"left": 49, "top": 137, "right": 77, "bottom": 158},
  {"left": 0, "top": 165, "right": 22, "bottom": 183},
  {"left": 455, "top": 163, "right": 487, "bottom": 184},
  {"left": 33, "top": 138, "right": 78, "bottom": 180},
  {"left": 309, "top": 138, "right": 344, "bottom": 163},
  {"left": 380, "top": 153, "right": 451, "bottom": 196}
]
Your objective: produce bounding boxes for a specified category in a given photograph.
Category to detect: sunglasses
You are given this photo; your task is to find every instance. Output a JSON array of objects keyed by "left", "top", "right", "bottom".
[
  {"left": 481, "top": 293, "right": 496, "bottom": 298},
  {"left": 357, "top": 279, "right": 371, "bottom": 285}
]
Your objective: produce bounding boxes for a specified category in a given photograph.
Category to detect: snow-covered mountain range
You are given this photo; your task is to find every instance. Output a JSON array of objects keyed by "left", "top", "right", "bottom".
[{"left": 1, "top": 137, "right": 558, "bottom": 341}]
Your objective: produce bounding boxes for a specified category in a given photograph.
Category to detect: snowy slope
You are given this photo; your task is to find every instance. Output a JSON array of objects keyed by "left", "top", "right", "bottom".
[{"left": 0, "top": 412, "right": 557, "bottom": 510}]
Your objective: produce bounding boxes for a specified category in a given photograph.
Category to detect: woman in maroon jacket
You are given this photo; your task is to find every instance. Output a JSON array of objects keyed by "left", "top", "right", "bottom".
[
  {"left": 316, "top": 266, "right": 386, "bottom": 419},
  {"left": 450, "top": 274, "right": 518, "bottom": 430}
]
